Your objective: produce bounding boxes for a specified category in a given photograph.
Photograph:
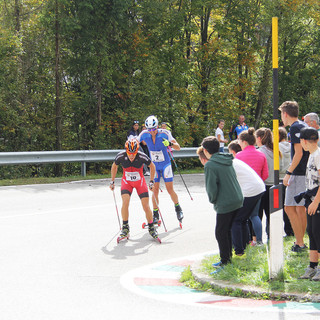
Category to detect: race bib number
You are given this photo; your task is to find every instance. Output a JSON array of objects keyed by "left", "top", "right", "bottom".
[
  {"left": 150, "top": 151, "right": 165, "bottom": 162},
  {"left": 125, "top": 171, "right": 141, "bottom": 181}
]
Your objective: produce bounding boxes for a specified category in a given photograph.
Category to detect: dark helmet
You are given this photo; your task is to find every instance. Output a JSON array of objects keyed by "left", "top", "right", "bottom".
[{"left": 125, "top": 139, "right": 140, "bottom": 155}]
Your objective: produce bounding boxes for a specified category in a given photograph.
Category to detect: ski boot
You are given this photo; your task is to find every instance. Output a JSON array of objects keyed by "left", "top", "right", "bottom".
[
  {"left": 175, "top": 204, "right": 183, "bottom": 229},
  {"left": 117, "top": 224, "right": 130, "bottom": 243},
  {"left": 148, "top": 224, "right": 161, "bottom": 243},
  {"left": 153, "top": 209, "right": 160, "bottom": 225}
]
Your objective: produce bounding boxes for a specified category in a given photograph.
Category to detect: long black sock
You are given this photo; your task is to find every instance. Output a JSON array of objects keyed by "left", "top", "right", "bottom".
[{"left": 310, "top": 262, "right": 318, "bottom": 269}]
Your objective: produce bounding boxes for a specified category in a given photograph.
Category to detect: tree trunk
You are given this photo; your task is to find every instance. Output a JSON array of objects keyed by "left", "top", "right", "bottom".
[
  {"left": 199, "top": 6, "right": 211, "bottom": 122},
  {"left": 254, "top": 33, "right": 272, "bottom": 128},
  {"left": 96, "top": 68, "right": 102, "bottom": 127},
  {"left": 14, "top": 0, "right": 20, "bottom": 32}
]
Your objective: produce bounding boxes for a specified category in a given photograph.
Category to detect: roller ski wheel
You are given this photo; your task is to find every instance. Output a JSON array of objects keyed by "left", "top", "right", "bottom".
[{"left": 142, "top": 220, "right": 161, "bottom": 229}]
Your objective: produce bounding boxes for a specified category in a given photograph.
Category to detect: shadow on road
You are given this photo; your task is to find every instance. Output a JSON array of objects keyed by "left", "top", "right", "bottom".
[{"left": 101, "top": 227, "right": 188, "bottom": 260}]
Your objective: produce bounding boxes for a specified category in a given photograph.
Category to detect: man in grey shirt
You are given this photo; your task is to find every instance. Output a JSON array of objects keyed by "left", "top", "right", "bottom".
[{"left": 304, "top": 112, "right": 320, "bottom": 147}]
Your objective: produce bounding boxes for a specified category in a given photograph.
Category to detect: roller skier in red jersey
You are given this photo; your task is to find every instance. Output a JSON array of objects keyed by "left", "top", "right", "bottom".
[{"left": 109, "top": 139, "right": 160, "bottom": 242}]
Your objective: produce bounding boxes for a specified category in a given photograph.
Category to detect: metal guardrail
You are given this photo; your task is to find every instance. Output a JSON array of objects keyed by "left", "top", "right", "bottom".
[{"left": 0, "top": 147, "right": 199, "bottom": 176}]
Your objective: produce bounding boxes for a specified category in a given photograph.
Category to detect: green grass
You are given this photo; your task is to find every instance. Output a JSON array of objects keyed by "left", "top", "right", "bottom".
[
  {"left": 0, "top": 167, "right": 204, "bottom": 186},
  {"left": 181, "top": 235, "right": 320, "bottom": 300},
  {"left": 0, "top": 174, "right": 111, "bottom": 186}
]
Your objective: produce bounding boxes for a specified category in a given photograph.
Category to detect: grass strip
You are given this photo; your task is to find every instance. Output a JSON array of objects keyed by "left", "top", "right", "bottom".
[{"left": 181, "top": 236, "right": 320, "bottom": 301}]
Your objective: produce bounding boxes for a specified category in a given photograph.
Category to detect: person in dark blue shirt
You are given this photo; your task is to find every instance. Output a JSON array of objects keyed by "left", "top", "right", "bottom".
[
  {"left": 229, "top": 115, "right": 248, "bottom": 140},
  {"left": 279, "top": 101, "right": 309, "bottom": 253},
  {"left": 127, "top": 120, "right": 140, "bottom": 140}
]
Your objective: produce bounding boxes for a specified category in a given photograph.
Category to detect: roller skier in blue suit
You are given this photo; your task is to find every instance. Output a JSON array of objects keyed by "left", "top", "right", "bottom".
[{"left": 138, "top": 115, "right": 184, "bottom": 224}]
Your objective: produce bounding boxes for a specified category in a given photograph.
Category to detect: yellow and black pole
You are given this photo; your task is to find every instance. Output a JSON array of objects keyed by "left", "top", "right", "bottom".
[
  {"left": 272, "top": 17, "right": 280, "bottom": 186},
  {"left": 269, "top": 17, "right": 284, "bottom": 279}
]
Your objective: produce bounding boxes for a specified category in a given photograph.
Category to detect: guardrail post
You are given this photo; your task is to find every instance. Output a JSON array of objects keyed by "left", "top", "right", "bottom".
[{"left": 81, "top": 162, "right": 86, "bottom": 177}]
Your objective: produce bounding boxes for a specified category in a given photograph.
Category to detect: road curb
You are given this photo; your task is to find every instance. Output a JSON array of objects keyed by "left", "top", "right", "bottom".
[{"left": 190, "top": 260, "right": 320, "bottom": 303}]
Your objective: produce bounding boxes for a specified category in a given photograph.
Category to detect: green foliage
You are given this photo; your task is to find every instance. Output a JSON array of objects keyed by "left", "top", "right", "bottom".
[{"left": 1, "top": 0, "right": 320, "bottom": 177}]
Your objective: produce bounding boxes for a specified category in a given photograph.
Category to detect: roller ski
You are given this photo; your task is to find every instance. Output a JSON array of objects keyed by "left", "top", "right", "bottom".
[
  {"left": 117, "top": 224, "right": 130, "bottom": 243},
  {"left": 175, "top": 204, "right": 183, "bottom": 229},
  {"left": 149, "top": 224, "right": 161, "bottom": 244},
  {"left": 142, "top": 220, "right": 161, "bottom": 229}
]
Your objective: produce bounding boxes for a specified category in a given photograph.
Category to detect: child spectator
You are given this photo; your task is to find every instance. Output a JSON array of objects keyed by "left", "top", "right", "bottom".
[
  {"left": 297, "top": 127, "right": 320, "bottom": 280},
  {"left": 201, "top": 136, "right": 243, "bottom": 270}
]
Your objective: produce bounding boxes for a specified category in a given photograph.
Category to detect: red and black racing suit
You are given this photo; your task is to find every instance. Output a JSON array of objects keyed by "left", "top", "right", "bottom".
[{"left": 114, "top": 151, "right": 151, "bottom": 199}]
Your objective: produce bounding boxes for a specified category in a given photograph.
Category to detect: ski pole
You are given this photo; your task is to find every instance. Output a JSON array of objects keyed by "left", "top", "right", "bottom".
[
  {"left": 152, "top": 192, "right": 167, "bottom": 233},
  {"left": 168, "top": 147, "right": 193, "bottom": 201},
  {"left": 112, "top": 189, "right": 121, "bottom": 230}
]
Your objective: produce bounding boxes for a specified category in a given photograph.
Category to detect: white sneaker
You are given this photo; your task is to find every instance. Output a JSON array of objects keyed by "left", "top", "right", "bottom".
[
  {"left": 311, "top": 267, "right": 320, "bottom": 281},
  {"left": 299, "top": 266, "right": 317, "bottom": 279}
]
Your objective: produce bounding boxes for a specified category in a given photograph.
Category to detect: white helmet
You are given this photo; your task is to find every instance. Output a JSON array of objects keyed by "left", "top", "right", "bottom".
[{"left": 145, "top": 115, "right": 158, "bottom": 129}]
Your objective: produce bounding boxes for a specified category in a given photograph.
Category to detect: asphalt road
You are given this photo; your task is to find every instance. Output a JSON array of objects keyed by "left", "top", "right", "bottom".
[{"left": 0, "top": 174, "right": 318, "bottom": 320}]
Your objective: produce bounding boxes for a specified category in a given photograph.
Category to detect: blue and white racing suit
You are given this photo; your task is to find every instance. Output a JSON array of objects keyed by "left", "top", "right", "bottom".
[{"left": 138, "top": 129, "right": 174, "bottom": 183}]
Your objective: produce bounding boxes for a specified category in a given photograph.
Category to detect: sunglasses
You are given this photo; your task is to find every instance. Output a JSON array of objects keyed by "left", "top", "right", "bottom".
[
  {"left": 148, "top": 128, "right": 157, "bottom": 132},
  {"left": 133, "top": 121, "right": 139, "bottom": 124}
]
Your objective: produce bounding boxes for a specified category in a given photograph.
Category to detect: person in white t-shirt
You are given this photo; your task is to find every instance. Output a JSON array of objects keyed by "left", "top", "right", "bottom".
[
  {"left": 215, "top": 120, "right": 228, "bottom": 152},
  {"left": 298, "top": 127, "right": 320, "bottom": 280},
  {"left": 228, "top": 140, "right": 266, "bottom": 254}
]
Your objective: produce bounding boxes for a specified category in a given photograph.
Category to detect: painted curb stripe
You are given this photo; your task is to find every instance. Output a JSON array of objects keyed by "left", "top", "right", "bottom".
[
  {"left": 138, "top": 286, "right": 199, "bottom": 294},
  {"left": 199, "top": 298, "right": 286, "bottom": 307},
  {"left": 134, "top": 278, "right": 182, "bottom": 286},
  {"left": 121, "top": 252, "right": 320, "bottom": 313}
]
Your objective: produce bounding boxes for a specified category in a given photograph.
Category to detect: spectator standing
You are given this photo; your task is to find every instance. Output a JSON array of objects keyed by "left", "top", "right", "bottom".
[
  {"left": 127, "top": 120, "right": 140, "bottom": 140},
  {"left": 228, "top": 140, "right": 265, "bottom": 255},
  {"left": 229, "top": 115, "right": 248, "bottom": 140},
  {"left": 279, "top": 127, "right": 291, "bottom": 179},
  {"left": 279, "top": 127, "right": 294, "bottom": 237},
  {"left": 297, "top": 127, "right": 320, "bottom": 280},
  {"left": 255, "top": 127, "right": 278, "bottom": 238},
  {"left": 201, "top": 136, "right": 243, "bottom": 270},
  {"left": 215, "top": 120, "right": 228, "bottom": 152},
  {"left": 279, "top": 101, "right": 309, "bottom": 252},
  {"left": 236, "top": 128, "right": 268, "bottom": 245},
  {"left": 304, "top": 112, "right": 320, "bottom": 147}
]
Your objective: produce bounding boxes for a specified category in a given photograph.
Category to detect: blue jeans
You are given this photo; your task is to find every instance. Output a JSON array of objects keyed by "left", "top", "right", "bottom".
[
  {"left": 249, "top": 199, "right": 263, "bottom": 242},
  {"left": 219, "top": 147, "right": 224, "bottom": 153}
]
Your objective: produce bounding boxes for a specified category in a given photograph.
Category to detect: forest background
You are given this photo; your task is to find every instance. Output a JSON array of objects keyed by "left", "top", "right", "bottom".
[{"left": 0, "top": 0, "right": 320, "bottom": 178}]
